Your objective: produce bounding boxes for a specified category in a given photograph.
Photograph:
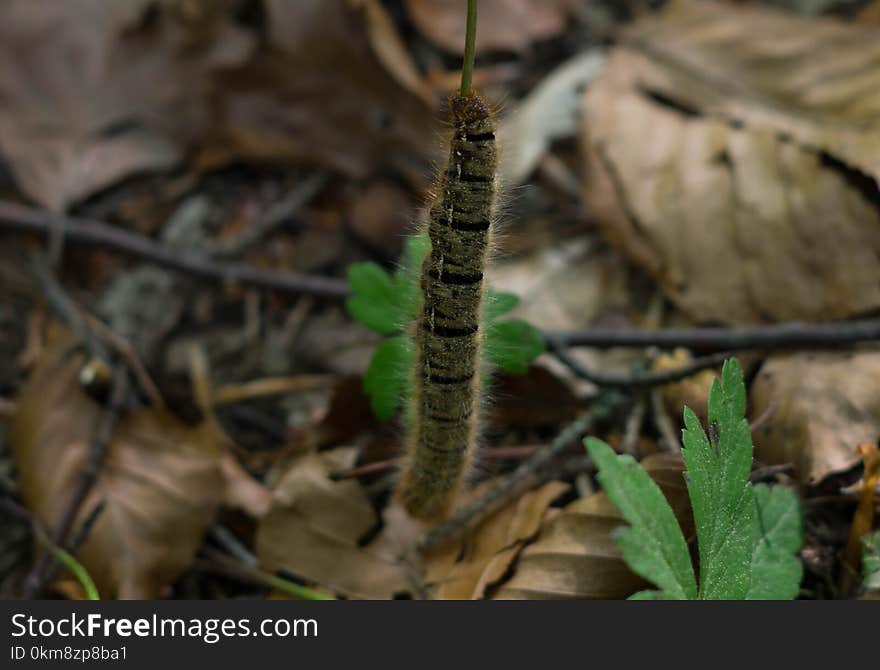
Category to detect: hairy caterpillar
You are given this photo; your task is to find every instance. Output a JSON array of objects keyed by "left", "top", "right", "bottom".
[{"left": 396, "top": 92, "right": 499, "bottom": 519}]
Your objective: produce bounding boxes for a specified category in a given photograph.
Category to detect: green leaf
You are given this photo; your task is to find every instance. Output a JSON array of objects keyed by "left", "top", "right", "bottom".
[
  {"left": 346, "top": 262, "right": 404, "bottom": 335},
  {"left": 363, "top": 336, "right": 413, "bottom": 420},
  {"left": 627, "top": 590, "right": 664, "bottom": 600},
  {"left": 746, "top": 484, "right": 803, "bottom": 599},
  {"left": 485, "top": 290, "right": 519, "bottom": 322},
  {"left": 681, "top": 358, "right": 755, "bottom": 599},
  {"left": 862, "top": 531, "right": 880, "bottom": 591},
  {"left": 393, "top": 234, "right": 430, "bottom": 323},
  {"left": 486, "top": 319, "right": 545, "bottom": 374},
  {"left": 585, "top": 438, "right": 697, "bottom": 600}
]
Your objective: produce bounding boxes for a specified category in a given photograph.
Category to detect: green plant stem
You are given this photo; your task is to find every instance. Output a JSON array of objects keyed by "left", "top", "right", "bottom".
[
  {"left": 40, "top": 539, "right": 100, "bottom": 600},
  {"left": 460, "top": 0, "right": 478, "bottom": 95}
]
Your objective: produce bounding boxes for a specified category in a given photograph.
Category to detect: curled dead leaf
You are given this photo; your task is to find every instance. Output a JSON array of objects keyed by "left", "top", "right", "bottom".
[
  {"left": 424, "top": 481, "right": 570, "bottom": 600},
  {"left": 750, "top": 350, "right": 880, "bottom": 483},
  {"left": 255, "top": 448, "right": 413, "bottom": 600},
  {"left": 493, "top": 454, "right": 689, "bottom": 599},
  {"left": 10, "top": 333, "right": 267, "bottom": 599},
  {"left": 581, "top": 0, "right": 880, "bottom": 323}
]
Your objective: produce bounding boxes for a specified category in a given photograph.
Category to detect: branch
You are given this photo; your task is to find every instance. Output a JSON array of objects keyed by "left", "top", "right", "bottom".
[
  {"left": 548, "top": 342, "right": 731, "bottom": 388},
  {"left": 545, "top": 319, "right": 880, "bottom": 352},
  {"left": 0, "top": 201, "right": 350, "bottom": 300},
  {"left": 5, "top": 201, "right": 880, "bottom": 353}
]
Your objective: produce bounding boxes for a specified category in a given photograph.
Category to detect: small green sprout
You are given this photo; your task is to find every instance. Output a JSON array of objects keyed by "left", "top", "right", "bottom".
[
  {"left": 585, "top": 358, "right": 803, "bottom": 600},
  {"left": 346, "top": 234, "right": 545, "bottom": 419}
]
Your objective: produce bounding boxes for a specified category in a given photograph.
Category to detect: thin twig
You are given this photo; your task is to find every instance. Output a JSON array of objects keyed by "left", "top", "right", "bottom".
[
  {"left": 545, "top": 319, "right": 880, "bottom": 353},
  {"left": 197, "top": 547, "right": 333, "bottom": 601},
  {"left": 42, "top": 499, "right": 107, "bottom": 590},
  {"left": 620, "top": 396, "right": 646, "bottom": 456},
  {"left": 549, "top": 342, "right": 730, "bottom": 387},
  {"left": 23, "top": 369, "right": 128, "bottom": 598},
  {"left": 8, "top": 201, "right": 880, "bottom": 353},
  {"left": 418, "top": 398, "right": 622, "bottom": 551},
  {"left": 212, "top": 374, "right": 336, "bottom": 405},
  {"left": 650, "top": 388, "right": 681, "bottom": 453},
  {"left": 212, "top": 173, "right": 327, "bottom": 258},
  {"left": 1, "top": 201, "right": 351, "bottom": 300}
]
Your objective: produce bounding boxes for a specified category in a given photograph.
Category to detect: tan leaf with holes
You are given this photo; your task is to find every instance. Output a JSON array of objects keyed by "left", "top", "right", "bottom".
[
  {"left": 582, "top": 0, "right": 880, "bottom": 324},
  {"left": 493, "top": 454, "right": 689, "bottom": 599}
]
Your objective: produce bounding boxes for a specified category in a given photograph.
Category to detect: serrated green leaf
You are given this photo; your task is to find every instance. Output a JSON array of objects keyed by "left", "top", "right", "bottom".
[
  {"left": 747, "top": 484, "right": 803, "bottom": 599},
  {"left": 585, "top": 438, "right": 697, "bottom": 600},
  {"left": 628, "top": 590, "right": 664, "bottom": 600},
  {"left": 486, "top": 319, "right": 545, "bottom": 374},
  {"left": 485, "top": 290, "right": 520, "bottom": 322},
  {"left": 346, "top": 262, "right": 405, "bottom": 335},
  {"left": 862, "top": 531, "right": 880, "bottom": 591},
  {"left": 681, "top": 358, "right": 754, "bottom": 599},
  {"left": 363, "top": 336, "right": 412, "bottom": 420}
]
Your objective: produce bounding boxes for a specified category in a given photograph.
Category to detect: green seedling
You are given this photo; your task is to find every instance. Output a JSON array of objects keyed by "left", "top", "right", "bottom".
[
  {"left": 862, "top": 531, "right": 880, "bottom": 592},
  {"left": 346, "top": 233, "right": 544, "bottom": 420},
  {"left": 585, "top": 358, "right": 803, "bottom": 600}
]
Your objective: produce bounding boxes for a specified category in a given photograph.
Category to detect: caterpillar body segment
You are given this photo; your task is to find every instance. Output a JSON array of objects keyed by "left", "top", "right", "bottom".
[{"left": 397, "top": 93, "right": 499, "bottom": 520}]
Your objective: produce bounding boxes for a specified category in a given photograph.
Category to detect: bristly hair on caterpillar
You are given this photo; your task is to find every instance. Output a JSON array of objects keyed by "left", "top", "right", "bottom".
[{"left": 395, "top": 89, "right": 500, "bottom": 520}]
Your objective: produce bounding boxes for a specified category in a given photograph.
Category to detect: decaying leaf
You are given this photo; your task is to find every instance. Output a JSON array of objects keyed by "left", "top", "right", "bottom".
[
  {"left": 424, "top": 481, "right": 570, "bottom": 599},
  {"left": 493, "top": 454, "right": 690, "bottom": 599},
  {"left": 203, "top": 0, "right": 435, "bottom": 181},
  {"left": 404, "top": 0, "right": 575, "bottom": 55},
  {"left": 581, "top": 0, "right": 880, "bottom": 323},
  {"left": 499, "top": 49, "right": 606, "bottom": 185},
  {"left": 255, "top": 448, "right": 413, "bottom": 600},
  {"left": 750, "top": 350, "right": 880, "bottom": 482},
  {"left": 10, "top": 333, "right": 266, "bottom": 598},
  {"left": 0, "top": 0, "right": 252, "bottom": 211},
  {"left": 488, "top": 236, "right": 648, "bottom": 392},
  {"left": 653, "top": 349, "right": 717, "bottom": 424}
]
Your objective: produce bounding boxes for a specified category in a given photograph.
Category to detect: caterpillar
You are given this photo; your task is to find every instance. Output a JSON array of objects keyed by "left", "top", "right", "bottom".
[{"left": 396, "top": 92, "right": 499, "bottom": 520}]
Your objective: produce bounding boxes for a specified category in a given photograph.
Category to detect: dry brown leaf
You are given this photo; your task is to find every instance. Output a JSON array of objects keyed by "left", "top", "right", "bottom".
[
  {"left": 356, "top": 0, "right": 435, "bottom": 106},
  {"left": 255, "top": 448, "right": 413, "bottom": 600},
  {"left": 750, "top": 350, "right": 880, "bottom": 483},
  {"left": 581, "top": 0, "right": 880, "bottom": 324},
  {"left": 424, "top": 481, "right": 570, "bottom": 599},
  {"left": 405, "top": 0, "right": 574, "bottom": 54},
  {"left": 0, "top": 0, "right": 252, "bottom": 211},
  {"left": 203, "top": 0, "right": 436, "bottom": 181},
  {"left": 10, "top": 334, "right": 265, "bottom": 598},
  {"left": 653, "top": 349, "right": 718, "bottom": 424},
  {"left": 493, "top": 454, "right": 689, "bottom": 599},
  {"left": 489, "top": 236, "right": 649, "bottom": 393}
]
